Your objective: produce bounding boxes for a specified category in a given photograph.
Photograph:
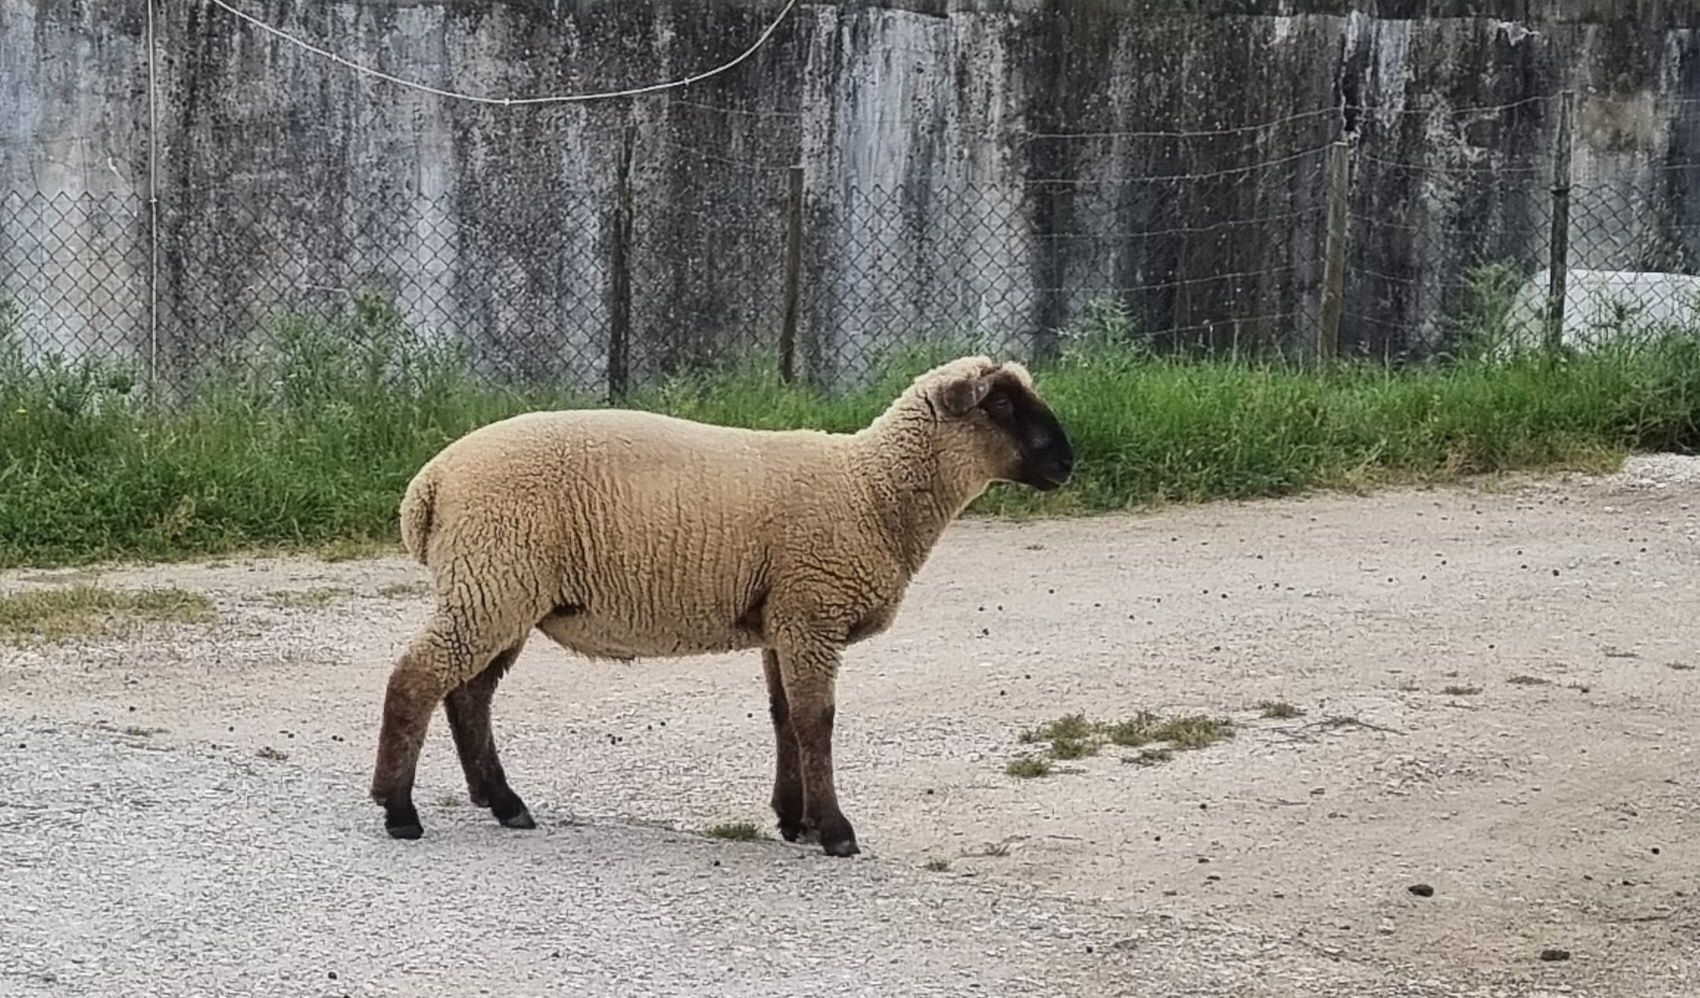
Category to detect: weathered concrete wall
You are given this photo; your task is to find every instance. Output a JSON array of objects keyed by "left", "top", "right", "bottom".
[{"left": 2, "top": 1, "right": 1699, "bottom": 388}]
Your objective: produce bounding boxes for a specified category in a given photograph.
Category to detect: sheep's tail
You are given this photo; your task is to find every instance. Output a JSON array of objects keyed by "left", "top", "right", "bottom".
[{"left": 398, "top": 467, "right": 438, "bottom": 567}]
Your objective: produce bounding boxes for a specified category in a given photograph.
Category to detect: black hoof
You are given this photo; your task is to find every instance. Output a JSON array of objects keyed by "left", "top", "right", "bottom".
[
  {"left": 777, "top": 818, "right": 806, "bottom": 843},
  {"left": 821, "top": 835, "right": 860, "bottom": 857},
  {"left": 817, "top": 816, "right": 859, "bottom": 857},
  {"left": 385, "top": 806, "right": 423, "bottom": 840},
  {"left": 490, "top": 793, "right": 535, "bottom": 830},
  {"left": 497, "top": 807, "right": 536, "bottom": 830}
]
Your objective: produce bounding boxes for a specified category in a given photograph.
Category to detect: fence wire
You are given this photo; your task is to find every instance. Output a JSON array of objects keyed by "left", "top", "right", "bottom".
[{"left": 4, "top": 91, "right": 1700, "bottom": 399}]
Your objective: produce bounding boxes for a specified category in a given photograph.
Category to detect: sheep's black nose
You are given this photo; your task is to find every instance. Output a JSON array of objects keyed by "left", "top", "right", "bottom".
[{"left": 1050, "top": 450, "right": 1075, "bottom": 484}]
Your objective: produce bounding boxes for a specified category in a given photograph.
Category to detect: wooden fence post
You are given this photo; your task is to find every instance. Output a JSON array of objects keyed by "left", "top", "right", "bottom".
[
  {"left": 779, "top": 165, "right": 804, "bottom": 384},
  {"left": 1318, "top": 140, "right": 1351, "bottom": 364},
  {"left": 606, "top": 122, "right": 635, "bottom": 402},
  {"left": 1544, "top": 89, "right": 1576, "bottom": 363}
]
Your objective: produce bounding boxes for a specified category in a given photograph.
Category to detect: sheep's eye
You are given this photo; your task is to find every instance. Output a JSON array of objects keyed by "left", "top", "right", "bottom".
[{"left": 984, "top": 394, "right": 1014, "bottom": 419}]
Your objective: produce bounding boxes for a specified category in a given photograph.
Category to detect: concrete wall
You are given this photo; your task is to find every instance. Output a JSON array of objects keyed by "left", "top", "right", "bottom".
[{"left": 2, "top": 1, "right": 1699, "bottom": 389}]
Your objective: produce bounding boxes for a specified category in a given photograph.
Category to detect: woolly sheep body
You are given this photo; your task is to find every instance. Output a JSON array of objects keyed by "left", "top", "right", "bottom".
[
  {"left": 399, "top": 408, "right": 911, "bottom": 664},
  {"left": 369, "top": 355, "right": 1076, "bottom": 856}
]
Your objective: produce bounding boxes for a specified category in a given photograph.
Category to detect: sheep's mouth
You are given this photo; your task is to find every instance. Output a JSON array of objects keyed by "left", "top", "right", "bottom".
[{"left": 1021, "top": 456, "right": 1074, "bottom": 491}]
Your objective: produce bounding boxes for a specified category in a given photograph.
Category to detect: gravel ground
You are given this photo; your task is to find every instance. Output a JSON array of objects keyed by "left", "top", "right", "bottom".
[{"left": 4, "top": 457, "right": 1700, "bottom": 996}]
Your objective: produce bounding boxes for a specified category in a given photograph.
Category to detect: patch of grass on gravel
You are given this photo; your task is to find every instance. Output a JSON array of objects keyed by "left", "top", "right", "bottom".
[
  {"left": 1020, "top": 712, "right": 1099, "bottom": 759},
  {"left": 263, "top": 586, "right": 351, "bottom": 609},
  {"left": 1015, "top": 710, "right": 1235, "bottom": 772},
  {"left": 923, "top": 857, "right": 952, "bottom": 872},
  {"left": 1151, "top": 714, "right": 1236, "bottom": 750},
  {"left": 705, "top": 821, "right": 765, "bottom": 842},
  {"left": 376, "top": 581, "right": 430, "bottom": 600},
  {"left": 1441, "top": 685, "right": 1483, "bottom": 696},
  {"left": 1019, "top": 713, "right": 1094, "bottom": 744},
  {"left": 1257, "top": 699, "right": 1304, "bottom": 719},
  {"left": 1005, "top": 754, "right": 1053, "bottom": 779},
  {"left": 0, "top": 584, "right": 213, "bottom": 641},
  {"left": 1124, "top": 748, "right": 1174, "bottom": 767}
]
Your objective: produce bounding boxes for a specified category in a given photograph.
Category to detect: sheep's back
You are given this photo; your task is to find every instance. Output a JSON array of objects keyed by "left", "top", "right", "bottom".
[{"left": 419, "top": 408, "right": 856, "bottom": 651}]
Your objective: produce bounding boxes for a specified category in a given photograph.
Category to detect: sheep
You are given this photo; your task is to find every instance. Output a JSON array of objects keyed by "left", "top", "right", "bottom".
[{"left": 368, "top": 354, "right": 1075, "bottom": 856}]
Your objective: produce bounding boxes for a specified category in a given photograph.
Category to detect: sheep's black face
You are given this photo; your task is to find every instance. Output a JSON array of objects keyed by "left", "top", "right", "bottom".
[
  {"left": 979, "top": 376, "right": 1074, "bottom": 491},
  {"left": 933, "top": 359, "right": 1074, "bottom": 493}
]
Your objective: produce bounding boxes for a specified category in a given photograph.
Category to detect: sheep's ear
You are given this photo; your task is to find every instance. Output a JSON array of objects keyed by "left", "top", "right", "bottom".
[{"left": 939, "top": 374, "right": 993, "bottom": 416}]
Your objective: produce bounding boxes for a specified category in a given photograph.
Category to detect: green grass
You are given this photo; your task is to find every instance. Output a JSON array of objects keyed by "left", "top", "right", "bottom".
[
  {"left": 1124, "top": 748, "right": 1174, "bottom": 767},
  {"left": 704, "top": 821, "right": 765, "bottom": 842},
  {"left": 1015, "top": 709, "right": 1235, "bottom": 768},
  {"left": 1257, "top": 700, "right": 1304, "bottom": 719},
  {"left": 1149, "top": 714, "right": 1236, "bottom": 750},
  {"left": 1102, "top": 711, "right": 1165, "bottom": 747},
  {"left": 5, "top": 288, "right": 1700, "bottom": 568},
  {"left": 376, "top": 581, "right": 431, "bottom": 600},
  {"left": 1005, "top": 754, "right": 1054, "bottom": 779},
  {"left": 262, "top": 586, "right": 350, "bottom": 610},
  {"left": 1019, "top": 713, "right": 1094, "bottom": 744},
  {"left": 1019, "top": 712, "right": 1099, "bottom": 758},
  {"left": 0, "top": 584, "right": 214, "bottom": 640}
]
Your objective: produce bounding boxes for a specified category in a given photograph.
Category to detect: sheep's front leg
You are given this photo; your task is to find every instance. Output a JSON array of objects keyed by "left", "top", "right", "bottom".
[
  {"left": 773, "top": 635, "right": 857, "bottom": 857},
  {"left": 762, "top": 649, "right": 805, "bottom": 842}
]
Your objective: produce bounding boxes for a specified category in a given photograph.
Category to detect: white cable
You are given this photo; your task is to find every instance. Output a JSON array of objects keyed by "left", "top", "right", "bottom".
[{"left": 203, "top": 0, "right": 801, "bottom": 105}]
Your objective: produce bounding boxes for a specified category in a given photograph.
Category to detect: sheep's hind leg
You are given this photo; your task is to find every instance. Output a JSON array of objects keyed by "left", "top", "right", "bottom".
[
  {"left": 370, "top": 610, "right": 523, "bottom": 840},
  {"left": 762, "top": 649, "right": 806, "bottom": 842},
  {"left": 444, "top": 641, "right": 535, "bottom": 830},
  {"left": 370, "top": 635, "right": 454, "bottom": 839},
  {"left": 774, "top": 636, "right": 857, "bottom": 857}
]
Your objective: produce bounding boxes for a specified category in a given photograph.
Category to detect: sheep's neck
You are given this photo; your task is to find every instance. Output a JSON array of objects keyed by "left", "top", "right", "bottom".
[{"left": 853, "top": 417, "right": 983, "bottom": 577}]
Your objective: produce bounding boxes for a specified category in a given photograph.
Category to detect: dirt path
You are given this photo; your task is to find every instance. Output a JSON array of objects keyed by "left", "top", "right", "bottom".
[{"left": 3, "top": 459, "right": 1699, "bottom": 996}]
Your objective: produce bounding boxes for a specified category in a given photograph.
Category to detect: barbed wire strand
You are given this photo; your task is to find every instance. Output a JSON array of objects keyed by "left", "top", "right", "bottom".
[
  {"left": 1356, "top": 151, "right": 1548, "bottom": 175},
  {"left": 1349, "top": 263, "right": 1429, "bottom": 287},
  {"left": 1378, "top": 93, "right": 1555, "bottom": 118},
  {"left": 1024, "top": 107, "right": 1341, "bottom": 140},
  {"left": 1348, "top": 212, "right": 1422, "bottom": 234},
  {"left": 1032, "top": 207, "right": 1327, "bottom": 241},
  {"left": 203, "top": 0, "right": 800, "bottom": 105},
  {"left": 647, "top": 135, "right": 797, "bottom": 172},
  {"left": 665, "top": 96, "right": 804, "bottom": 120},
  {"left": 1023, "top": 144, "right": 1330, "bottom": 186},
  {"left": 1022, "top": 94, "right": 1559, "bottom": 142},
  {"left": 1033, "top": 263, "right": 1307, "bottom": 297}
]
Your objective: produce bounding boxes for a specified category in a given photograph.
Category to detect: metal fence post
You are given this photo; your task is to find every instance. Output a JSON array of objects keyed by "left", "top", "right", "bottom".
[
  {"left": 1544, "top": 89, "right": 1576, "bottom": 363},
  {"left": 607, "top": 122, "right": 635, "bottom": 402},
  {"left": 1318, "top": 140, "right": 1351, "bottom": 364},
  {"left": 779, "top": 165, "right": 804, "bottom": 384},
  {"left": 144, "top": 0, "right": 162, "bottom": 405}
]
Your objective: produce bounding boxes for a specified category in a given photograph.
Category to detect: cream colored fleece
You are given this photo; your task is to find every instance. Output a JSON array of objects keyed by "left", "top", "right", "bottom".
[{"left": 398, "top": 355, "right": 1028, "bottom": 677}]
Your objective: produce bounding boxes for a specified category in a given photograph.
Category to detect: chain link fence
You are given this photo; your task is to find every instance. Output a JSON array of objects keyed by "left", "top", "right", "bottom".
[{"left": 3, "top": 91, "right": 1699, "bottom": 401}]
